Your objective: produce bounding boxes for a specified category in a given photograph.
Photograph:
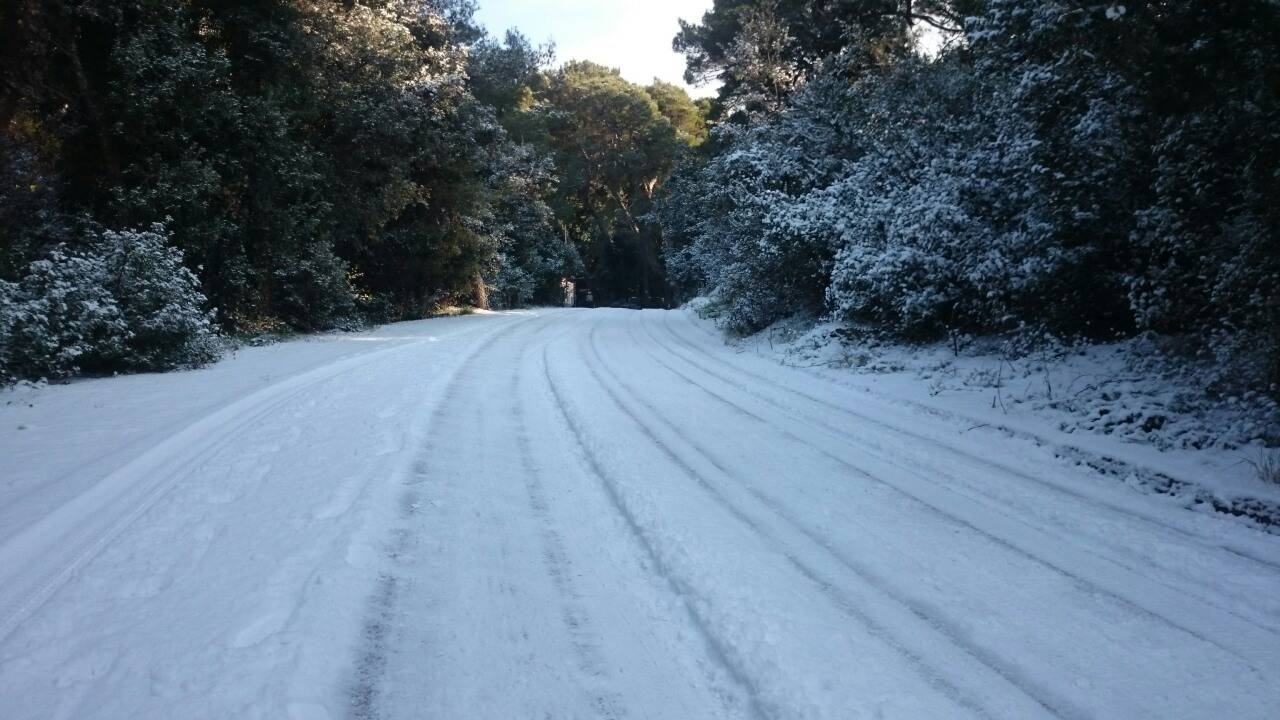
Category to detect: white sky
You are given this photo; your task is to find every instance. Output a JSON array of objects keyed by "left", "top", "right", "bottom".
[{"left": 473, "top": 0, "right": 719, "bottom": 97}]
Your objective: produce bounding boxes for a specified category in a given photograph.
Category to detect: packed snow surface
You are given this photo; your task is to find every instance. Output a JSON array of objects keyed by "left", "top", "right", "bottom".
[{"left": 1, "top": 308, "right": 1278, "bottom": 719}]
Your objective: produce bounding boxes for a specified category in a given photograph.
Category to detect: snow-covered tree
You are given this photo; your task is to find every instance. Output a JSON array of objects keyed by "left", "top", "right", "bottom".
[{"left": 662, "top": 0, "right": 1280, "bottom": 401}]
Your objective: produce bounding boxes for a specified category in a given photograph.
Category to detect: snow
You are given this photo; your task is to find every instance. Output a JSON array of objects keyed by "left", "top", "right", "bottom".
[
  {"left": 726, "top": 309, "right": 1280, "bottom": 514},
  {"left": 2, "top": 308, "right": 1279, "bottom": 719}
]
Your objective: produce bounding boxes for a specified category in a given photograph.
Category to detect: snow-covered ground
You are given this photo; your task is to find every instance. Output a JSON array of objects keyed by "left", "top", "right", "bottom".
[
  {"left": 2, "top": 308, "right": 1278, "bottom": 719},
  {"left": 722, "top": 309, "right": 1280, "bottom": 525}
]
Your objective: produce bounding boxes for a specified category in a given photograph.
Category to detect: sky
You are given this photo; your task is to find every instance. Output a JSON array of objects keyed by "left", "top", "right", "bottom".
[{"left": 472, "top": 0, "right": 718, "bottom": 97}]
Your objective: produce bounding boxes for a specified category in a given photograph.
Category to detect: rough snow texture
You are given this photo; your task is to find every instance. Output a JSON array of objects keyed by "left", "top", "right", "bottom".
[
  {"left": 2, "top": 308, "right": 1279, "bottom": 720},
  {"left": 716, "top": 303, "right": 1280, "bottom": 527}
]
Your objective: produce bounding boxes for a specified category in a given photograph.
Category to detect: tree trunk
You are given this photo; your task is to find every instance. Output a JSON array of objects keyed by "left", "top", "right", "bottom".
[{"left": 472, "top": 271, "right": 490, "bottom": 310}]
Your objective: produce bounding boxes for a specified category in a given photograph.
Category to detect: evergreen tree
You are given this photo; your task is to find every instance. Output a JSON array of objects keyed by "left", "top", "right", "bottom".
[
  {"left": 536, "top": 62, "right": 697, "bottom": 305},
  {"left": 661, "top": 0, "right": 1280, "bottom": 400}
]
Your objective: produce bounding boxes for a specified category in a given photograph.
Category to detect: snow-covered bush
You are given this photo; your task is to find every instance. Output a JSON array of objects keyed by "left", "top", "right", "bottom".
[
  {"left": 0, "top": 247, "right": 129, "bottom": 380},
  {"left": 483, "top": 143, "right": 584, "bottom": 309},
  {"left": 0, "top": 225, "right": 222, "bottom": 382},
  {"left": 1250, "top": 450, "right": 1280, "bottom": 487},
  {"left": 663, "top": 66, "right": 862, "bottom": 334},
  {"left": 824, "top": 57, "right": 1008, "bottom": 338},
  {"left": 98, "top": 225, "right": 224, "bottom": 368}
]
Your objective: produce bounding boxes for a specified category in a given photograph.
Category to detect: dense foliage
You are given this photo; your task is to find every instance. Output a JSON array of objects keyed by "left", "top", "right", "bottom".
[
  {"left": 0, "top": 0, "right": 705, "bottom": 381},
  {"left": 8, "top": 0, "right": 1273, "bottom": 403},
  {"left": 0, "top": 224, "right": 221, "bottom": 381},
  {"left": 662, "top": 0, "right": 1280, "bottom": 400}
]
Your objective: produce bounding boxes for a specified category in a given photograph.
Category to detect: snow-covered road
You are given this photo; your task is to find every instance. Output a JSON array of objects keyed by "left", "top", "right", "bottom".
[{"left": 2, "top": 309, "right": 1278, "bottom": 719}]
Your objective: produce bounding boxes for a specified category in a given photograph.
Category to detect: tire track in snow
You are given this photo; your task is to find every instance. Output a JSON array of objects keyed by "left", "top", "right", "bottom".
[
  {"left": 541, "top": 333, "right": 772, "bottom": 720},
  {"left": 639, "top": 313, "right": 1280, "bottom": 637},
  {"left": 624, "top": 312, "right": 1277, "bottom": 673},
  {"left": 0, "top": 319, "right": 505, "bottom": 538},
  {"left": 577, "top": 318, "right": 1062, "bottom": 720},
  {"left": 346, "top": 312, "right": 557, "bottom": 720},
  {"left": 661, "top": 310, "right": 1280, "bottom": 572},
  {"left": 0, "top": 324, "right": 490, "bottom": 648},
  {"left": 348, "top": 310, "right": 627, "bottom": 717},
  {"left": 509, "top": 334, "right": 628, "bottom": 720}
]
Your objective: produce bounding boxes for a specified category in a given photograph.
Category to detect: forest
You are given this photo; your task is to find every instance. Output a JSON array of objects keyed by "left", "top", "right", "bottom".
[
  {"left": 660, "top": 0, "right": 1279, "bottom": 416},
  {"left": 0, "top": 0, "right": 706, "bottom": 381},
  {"left": 2, "top": 0, "right": 1278, "bottom": 414}
]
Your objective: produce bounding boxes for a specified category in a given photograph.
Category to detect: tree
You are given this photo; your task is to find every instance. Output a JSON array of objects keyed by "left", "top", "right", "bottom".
[
  {"left": 645, "top": 81, "right": 710, "bottom": 146},
  {"left": 661, "top": 0, "right": 1280, "bottom": 403},
  {"left": 537, "top": 62, "right": 690, "bottom": 305},
  {"left": 469, "top": 30, "right": 554, "bottom": 134},
  {"left": 674, "top": 0, "right": 933, "bottom": 119},
  {"left": 1, "top": 0, "right": 537, "bottom": 334}
]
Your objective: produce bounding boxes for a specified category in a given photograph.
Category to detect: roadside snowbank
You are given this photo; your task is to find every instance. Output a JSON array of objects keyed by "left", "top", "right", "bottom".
[{"left": 686, "top": 300, "right": 1280, "bottom": 530}]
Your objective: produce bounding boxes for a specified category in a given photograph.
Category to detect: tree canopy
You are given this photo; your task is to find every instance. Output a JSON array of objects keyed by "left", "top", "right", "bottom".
[
  {"left": 5, "top": 0, "right": 1276, "bottom": 410},
  {"left": 661, "top": 0, "right": 1280, "bottom": 404}
]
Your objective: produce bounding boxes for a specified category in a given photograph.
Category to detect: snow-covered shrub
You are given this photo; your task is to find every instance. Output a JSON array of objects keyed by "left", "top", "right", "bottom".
[
  {"left": 98, "top": 225, "right": 223, "bottom": 368},
  {"left": 825, "top": 58, "right": 1002, "bottom": 338},
  {"left": 663, "top": 66, "right": 863, "bottom": 334},
  {"left": 1249, "top": 450, "right": 1280, "bottom": 487},
  {"left": 0, "top": 225, "right": 221, "bottom": 382},
  {"left": 481, "top": 143, "right": 583, "bottom": 309},
  {"left": 0, "top": 247, "right": 129, "bottom": 380},
  {"left": 492, "top": 257, "right": 535, "bottom": 308},
  {"left": 964, "top": 1, "right": 1145, "bottom": 338}
]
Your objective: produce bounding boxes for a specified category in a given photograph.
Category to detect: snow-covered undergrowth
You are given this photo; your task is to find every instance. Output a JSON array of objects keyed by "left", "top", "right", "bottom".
[
  {"left": 0, "top": 225, "right": 222, "bottom": 383},
  {"left": 776, "top": 325, "right": 1278, "bottom": 452},
  {"left": 693, "top": 298, "right": 1280, "bottom": 526}
]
